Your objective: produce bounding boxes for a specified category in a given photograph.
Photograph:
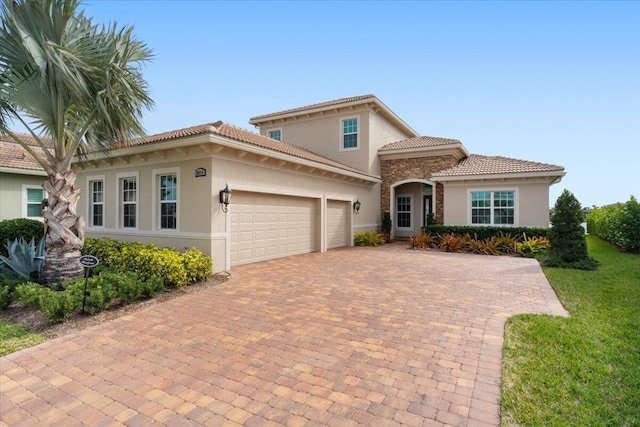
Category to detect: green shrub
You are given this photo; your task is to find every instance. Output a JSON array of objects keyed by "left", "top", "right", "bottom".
[
  {"left": 142, "top": 275, "right": 165, "bottom": 298},
  {"left": 546, "top": 189, "right": 598, "bottom": 270},
  {"left": 516, "top": 235, "right": 550, "bottom": 256},
  {"left": 14, "top": 282, "right": 49, "bottom": 309},
  {"left": 0, "top": 219, "right": 44, "bottom": 257},
  {"left": 82, "top": 238, "right": 211, "bottom": 287},
  {"left": 66, "top": 276, "right": 117, "bottom": 315},
  {"left": 586, "top": 196, "right": 640, "bottom": 252},
  {"left": 111, "top": 272, "right": 144, "bottom": 304},
  {"left": 38, "top": 288, "right": 78, "bottom": 322},
  {"left": 424, "top": 225, "right": 548, "bottom": 241},
  {"left": 0, "top": 282, "right": 12, "bottom": 310},
  {"left": 182, "top": 248, "right": 212, "bottom": 283},
  {"left": 354, "top": 230, "right": 386, "bottom": 247}
]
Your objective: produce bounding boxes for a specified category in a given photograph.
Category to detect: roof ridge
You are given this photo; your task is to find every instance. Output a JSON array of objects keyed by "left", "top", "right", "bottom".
[{"left": 249, "top": 94, "right": 376, "bottom": 122}]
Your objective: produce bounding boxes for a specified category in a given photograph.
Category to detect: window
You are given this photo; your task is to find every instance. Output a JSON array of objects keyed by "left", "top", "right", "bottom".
[
  {"left": 89, "top": 180, "right": 104, "bottom": 227},
  {"left": 267, "top": 129, "right": 281, "bottom": 141},
  {"left": 23, "top": 186, "right": 44, "bottom": 218},
  {"left": 471, "top": 191, "right": 515, "bottom": 225},
  {"left": 121, "top": 177, "right": 137, "bottom": 228},
  {"left": 341, "top": 117, "right": 358, "bottom": 150},
  {"left": 159, "top": 173, "right": 177, "bottom": 230},
  {"left": 396, "top": 195, "right": 412, "bottom": 229}
]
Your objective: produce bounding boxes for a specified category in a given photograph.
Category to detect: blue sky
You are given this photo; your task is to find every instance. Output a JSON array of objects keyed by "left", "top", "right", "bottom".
[{"left": 81, "top": 0, "right": 639, "bottom": 208}]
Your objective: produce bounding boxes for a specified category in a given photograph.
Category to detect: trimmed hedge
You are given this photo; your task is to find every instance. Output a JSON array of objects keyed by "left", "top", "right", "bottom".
[
  {"left": 82, "top": 238, "right": 212, "bottom": 287},
  {"left": 423, "top": 225, "right": 548, "bottom": 240},
  {"left": 586, "top": 196, "right": 640, "bottom": 252},
  {"left": 0, "top": 219, "right": 44, "bottom": 257}
]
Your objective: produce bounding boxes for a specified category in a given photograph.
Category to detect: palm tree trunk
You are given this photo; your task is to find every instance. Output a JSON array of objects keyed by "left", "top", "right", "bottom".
[{"left": 40, "top": 165, "right": 85, "bottom": 285}]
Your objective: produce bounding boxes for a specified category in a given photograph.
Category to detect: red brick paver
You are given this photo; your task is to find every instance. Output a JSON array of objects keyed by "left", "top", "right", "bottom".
[{"left": 1, "top": 244, "right": 568, "bottom": 426}]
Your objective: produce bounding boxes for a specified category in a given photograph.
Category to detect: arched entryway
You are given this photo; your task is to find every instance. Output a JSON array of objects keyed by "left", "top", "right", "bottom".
[{"left": 390, "top": 179, "right": 436, "bottom": 239}]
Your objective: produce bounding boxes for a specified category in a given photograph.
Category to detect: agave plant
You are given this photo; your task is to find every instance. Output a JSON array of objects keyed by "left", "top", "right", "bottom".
[{"left": 0, "top": 238, "right": 46, "bottom": 281}]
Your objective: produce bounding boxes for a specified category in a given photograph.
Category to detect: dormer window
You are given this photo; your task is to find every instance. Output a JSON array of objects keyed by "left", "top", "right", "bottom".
[
  {"left": 341, "top": 117, "right": 358, "bottom": 150},
  {"left": 268, "top": 129, "right": 282, "bottom": 141}
]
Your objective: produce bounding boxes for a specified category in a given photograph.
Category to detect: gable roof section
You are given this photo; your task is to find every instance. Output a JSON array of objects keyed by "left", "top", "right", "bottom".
[
  {"left": 81, "top": 121, "right": 378, "bottom": 180},
  {"left": 0, "top": 133, "right": 48, "bottom": 175},
  {"left": 379, "top": 135, "right": 465, "bottom": 151},
  {"left": 249, "top": 94, "right": 418, "bottom": 138},
  {"left": 431, "top": 154, "right": 565, "bottom": 181}
]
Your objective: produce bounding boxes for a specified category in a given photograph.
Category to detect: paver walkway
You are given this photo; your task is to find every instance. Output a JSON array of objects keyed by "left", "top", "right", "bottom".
[{"left": 1, "top": 244, "right": 568, "bottom": 426}]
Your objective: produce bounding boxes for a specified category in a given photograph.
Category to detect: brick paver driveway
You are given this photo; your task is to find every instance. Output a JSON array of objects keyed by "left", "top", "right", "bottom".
[{"left": 1, "top": 244, "right": 567, "bottom": 426}]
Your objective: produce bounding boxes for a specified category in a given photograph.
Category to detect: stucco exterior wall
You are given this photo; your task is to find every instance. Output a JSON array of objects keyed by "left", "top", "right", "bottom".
[
  {"left": 260, "top": 107, "right": 373, "bottom": 174},
  {"left": 76, "top": 145, "right": 379, "bottom": 272},
  {"left": 442, "top": 179, "right": 552, "bottom": 227},
  {"left": 0, "top": 172, "right": 46, "bottom": 221}
]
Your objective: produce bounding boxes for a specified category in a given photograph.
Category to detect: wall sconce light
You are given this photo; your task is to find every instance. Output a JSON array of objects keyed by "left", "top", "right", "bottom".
[
  {"left": 219, "top": 184, "right": 232, "bottom": 213},
  {"left": 353, "top": 199, "right": 361, "bottom": 214}
]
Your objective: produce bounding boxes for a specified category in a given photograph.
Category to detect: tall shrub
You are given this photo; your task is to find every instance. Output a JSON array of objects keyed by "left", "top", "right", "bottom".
[
  {"left": 0, "top": 219, "right": 44, "bottom": 257},
  {"left": 546, "top": 190, "right": 598, "bottom": 269},
  {"left": 587, "top": 196, "right": 640, "bottom": 252}
]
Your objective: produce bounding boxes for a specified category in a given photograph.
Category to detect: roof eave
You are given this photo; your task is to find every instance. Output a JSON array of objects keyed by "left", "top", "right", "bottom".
[
  {"left": 431, "top": 170, "right": 566, "bottom": 182},
  {"left": 0, "top": 167, "right": 47, "bottom": 176},
  {"left": 378, "top": 143, "right": 470, "bottom": 160}
]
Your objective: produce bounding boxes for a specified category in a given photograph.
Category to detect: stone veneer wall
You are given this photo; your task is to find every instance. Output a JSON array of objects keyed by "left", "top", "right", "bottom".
[{"left": 380, "top": 155, "right": 459, "bottom": 225}]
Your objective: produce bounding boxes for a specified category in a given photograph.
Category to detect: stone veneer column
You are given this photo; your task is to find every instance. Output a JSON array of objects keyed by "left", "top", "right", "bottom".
[{"left": 380, "top": 155, "right": 459, "bottom": 225}]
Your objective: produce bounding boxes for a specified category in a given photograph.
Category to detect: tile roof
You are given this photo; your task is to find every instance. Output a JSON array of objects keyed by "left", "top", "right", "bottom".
[
  {"left": 249, "top": 94, "right": 376, "bottom": 122},
  {"left": 0, "top": 133, "right": 50, "bottom": 173},
  {"left": 106, "top": 121, "right": 374, "bottom": 178},
  {"left": 379, "top": 135, "right": 463, "bottom": 152},
  {"left": 431, "top": 154, "right": 565, "bottom": 178}
]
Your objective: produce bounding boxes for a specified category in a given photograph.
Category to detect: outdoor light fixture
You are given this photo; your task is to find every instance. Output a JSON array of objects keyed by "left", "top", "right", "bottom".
[
  {"left": 219, "top": 184, "right": 232, "bottom": 213},
  {"left": 353, "top": 199, "right": 361, "bottom": 214}
]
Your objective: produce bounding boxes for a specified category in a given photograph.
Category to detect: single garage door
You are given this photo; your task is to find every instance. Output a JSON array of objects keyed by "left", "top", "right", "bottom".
[
  {"left": 230, "top": 192, "right": 317, "bottom": 266},
  {"left": 327, "top": 200, "right": 349, "bottom": 249}
]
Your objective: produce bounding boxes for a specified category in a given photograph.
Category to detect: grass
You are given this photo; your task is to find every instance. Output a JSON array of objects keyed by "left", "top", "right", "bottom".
[
  {"left": 502, "top": 236, "right": 640, "bottom": 426},
  {"left": 0, "top": 320, "right": 45, "bottom": 357}
]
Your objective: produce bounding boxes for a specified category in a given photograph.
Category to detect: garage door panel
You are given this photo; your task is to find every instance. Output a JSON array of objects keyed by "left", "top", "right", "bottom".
[
  {"left": 231, "top": 192, "right": 317, "bottom": 266},
  {"left": 327, "top": 200, "right": 349, "bottom": 250}
]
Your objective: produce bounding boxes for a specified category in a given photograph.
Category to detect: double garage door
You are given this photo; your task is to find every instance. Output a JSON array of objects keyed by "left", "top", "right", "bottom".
[{"left": 230, "top": 192, "right": 349, "bottom": 266}]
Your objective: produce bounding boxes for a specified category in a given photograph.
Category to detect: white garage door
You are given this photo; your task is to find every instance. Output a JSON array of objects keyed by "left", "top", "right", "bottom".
[
  {"left": 327, "top": 200, "right": 349, "bottom": 249},
  {"left": 230, "top": 192, "right": 317, "bottom": 266}
]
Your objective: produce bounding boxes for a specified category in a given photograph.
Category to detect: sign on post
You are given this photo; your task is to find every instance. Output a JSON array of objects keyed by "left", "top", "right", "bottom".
[{"left": 79, "top": 255, "right": 99, "bottom": 314}]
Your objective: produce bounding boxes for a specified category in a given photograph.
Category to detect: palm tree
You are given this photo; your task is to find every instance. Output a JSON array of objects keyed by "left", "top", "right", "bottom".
[{"left": 0, "top": 0, "right": 153, "bottom": 284}]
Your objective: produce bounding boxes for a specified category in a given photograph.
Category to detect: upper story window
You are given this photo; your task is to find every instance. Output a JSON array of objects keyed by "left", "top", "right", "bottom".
[
  {"left": 121, "top": 176, "right": 137, "bottom": 229},
  {"left": 23, "top": 185, "right": 44, "bottom": 219},
  {"left": 89, "top": 179, "right": 104, "bottom": 227},
  {"left": 341, "top": 117, "right": 358, "bottom": 150},
  {"left": 159, "top": 173, "right": 177, "bottom": 230},
  {"left": 267, "top": 129, "right": 282, "bottom": 141},
  {"left": 471, "top": 190, "right": 515, "bottom": 225}
]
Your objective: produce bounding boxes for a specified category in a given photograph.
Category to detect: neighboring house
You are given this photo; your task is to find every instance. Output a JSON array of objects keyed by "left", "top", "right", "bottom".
[
  {"left": 70, "top": 94, "right": 564, "bottom": 272},
  {"left": 0, "top": 134, "right": 47, "bottom": 222}
]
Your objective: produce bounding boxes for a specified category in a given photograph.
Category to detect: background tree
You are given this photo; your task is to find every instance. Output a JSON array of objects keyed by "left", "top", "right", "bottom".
[
  {"left": 546, "top": 189, "right": 598, "bottom": 269},
  {"left": 0, "top": 0, "right": 153, "bottom": 284}
]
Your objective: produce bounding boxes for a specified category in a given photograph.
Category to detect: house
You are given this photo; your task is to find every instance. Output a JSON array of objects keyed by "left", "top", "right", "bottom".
[
  {"left": 72, "top": 95, "right": 565, "bottom": 272},
  {"left": 0, "top": 134, "right": 48, "bottom": 222}
]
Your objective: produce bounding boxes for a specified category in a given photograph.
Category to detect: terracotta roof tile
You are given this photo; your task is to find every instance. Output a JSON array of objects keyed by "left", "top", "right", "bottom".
[
  {"left": 0, "top": 140, "right": 46, "bottom": 172},
  {"left": 249, "top": 94, "right": 376, "bottom": 122},
  {"left": 432, "top": 154, "right": 565, "bottom": 177},
  {"left": 379, "top": 135, "right": 462, "bottom": 151},
  {"left": 0, "top": 132, "right": 52, "bottom": 148},
  {"left": 99, "top": 122, "right": 374, "bottom": 178}
]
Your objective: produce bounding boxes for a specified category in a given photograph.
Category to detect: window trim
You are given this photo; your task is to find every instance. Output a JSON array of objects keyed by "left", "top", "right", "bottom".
[
  {"left": 86, "top": 175, "right": 106, "bottom": 229},
  {"left": 152, "top": 167, "right": 180, "bottom": 232},
  {"left": 396, "top": 194, "right": 413, "bottom": 230},
  {"left": 267, "top": 128, "right": 282, "bottom": 142},
  {"left": 116, "top": 172, "right": 139, "bottom": 230},
  {"left": 22, "top": 184, "right": 45, "bottom": 220},
  {"left": 339, "top": 116, "right": 359, "bottom": 151},
  {"left": 468, "top": 188, "right": 518, "bottom": 226}
]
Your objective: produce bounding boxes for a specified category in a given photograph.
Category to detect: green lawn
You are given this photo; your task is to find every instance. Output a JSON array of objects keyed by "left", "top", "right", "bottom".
[
  {"left": 502, "top": 236, "right": 640, "bottom": 426},
  {"left": 0, "top": 320, "right": 45, "bottom": 357}
]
